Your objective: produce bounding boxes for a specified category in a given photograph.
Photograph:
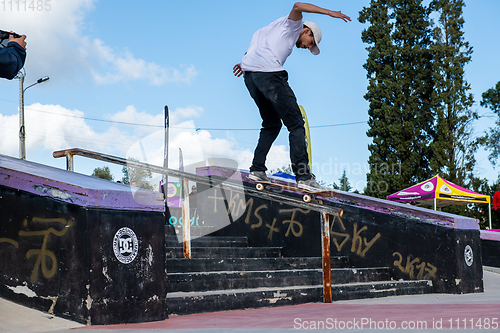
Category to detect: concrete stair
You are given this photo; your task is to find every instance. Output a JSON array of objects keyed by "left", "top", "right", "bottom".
[{"left": 165, "top": 236, "right": 432, "bottom": 315}]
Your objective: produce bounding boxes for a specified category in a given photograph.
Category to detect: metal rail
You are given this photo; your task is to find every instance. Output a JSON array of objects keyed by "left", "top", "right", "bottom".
[{"left": 53, "top": 148, "right": 342, "bottom": 303}]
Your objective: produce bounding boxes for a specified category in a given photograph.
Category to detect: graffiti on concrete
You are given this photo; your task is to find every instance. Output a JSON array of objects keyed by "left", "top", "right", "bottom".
[
  {"left": 0, "top": 217, "right": 73, "bottom": 282},
  {"left": 393, "top": 251, "right": 437, "bottom": 280},
  {"left": 330, "top": 215, "right": 381, "bottom": 258},
  {"left": 242, "top": 197, "right": 309, "bottom": 241},
  {"left": 0, "top": 237, "right": 19, "bottom": 248}
]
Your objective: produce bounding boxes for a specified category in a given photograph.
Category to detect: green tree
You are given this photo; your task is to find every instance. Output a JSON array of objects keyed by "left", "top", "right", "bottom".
[
  {"left": 121, "top": 158, "right": 154, "bottom": 191},
  {"left": 91, "top": 166, "right": 113, "bottom": 181},
  {"left": 332, "top": 170, "right": 352, "bottom": 192},
  {"left": 479, "top": 81, "right": 500, "bottom": 166},
  {"left": 429, "top": 0, "right": 477, "bottom": 188},
  {"left": 360, "top": 0, "right": 435, "bottom": 198}
]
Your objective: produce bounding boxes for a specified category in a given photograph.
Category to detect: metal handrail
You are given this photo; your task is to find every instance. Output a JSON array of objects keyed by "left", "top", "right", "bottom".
[{"left": 53, "top": 147, "right": 342, "bottom": 303}]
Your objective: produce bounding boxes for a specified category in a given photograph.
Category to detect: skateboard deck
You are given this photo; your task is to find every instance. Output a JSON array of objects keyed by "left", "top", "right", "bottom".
[{"left": 253, "top": 180, "right": 336, "bottom": 203}]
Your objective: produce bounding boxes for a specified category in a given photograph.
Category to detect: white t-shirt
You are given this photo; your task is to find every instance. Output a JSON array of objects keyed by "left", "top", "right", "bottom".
[{"left": 240, "top": 16, "right": 303, "bottom": 72}]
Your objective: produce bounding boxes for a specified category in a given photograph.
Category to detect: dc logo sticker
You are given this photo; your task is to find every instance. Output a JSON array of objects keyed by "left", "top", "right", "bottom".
[
  {"left": 464, "top": 245, "right": 473, "bottom": 267},
  {"left": 113, "top": 227, "right": 139, "bottom": 264}
]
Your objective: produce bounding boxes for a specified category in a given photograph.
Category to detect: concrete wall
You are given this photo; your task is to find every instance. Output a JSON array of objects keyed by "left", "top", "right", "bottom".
[
  {"left": 481, "top": 230, "right": 500, "bottom": 268},
  {"left": 195, "top": 167, "right": 484, "bottom": 294},
  {"left": 0, "top": 154, "right": 167, "bottom": 325}
]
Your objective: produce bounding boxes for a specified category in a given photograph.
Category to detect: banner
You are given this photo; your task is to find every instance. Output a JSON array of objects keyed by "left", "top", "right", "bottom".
[
  {"left": 299, "top": 105, "right": 312, "bottom": 171},
  {"left": 166, "top": 182, "right": 181, "bottom": 207}
]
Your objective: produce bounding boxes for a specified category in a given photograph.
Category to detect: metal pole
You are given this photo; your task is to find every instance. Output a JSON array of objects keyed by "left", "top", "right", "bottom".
[
  {"left": 182, "top": 176, "right": 191, "bottom": 259},
  {"left": 321, "top": 211, "right": 332, "bottom": 303},
  {"left": 489, "top": 203, "right": 492, "bottom": 230},
  {"left": 65, "top": 151, "right": 74, "bottom": 172},
  {"left": 162, "top": 106, "right": 169, "bottom": 207},
  {"left": 18, "top": 76, "right": 50, "bottom": 160},
  {"left": 19, "top": 73, "right": 25, "bottom": 160},
  {"left": 164, "top": 105, "right": 169, "bottom": 169}
]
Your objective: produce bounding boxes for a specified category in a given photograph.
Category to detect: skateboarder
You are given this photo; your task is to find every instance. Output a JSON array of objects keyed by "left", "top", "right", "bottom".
[{"left": 233, "top": 2, "right": 350, "bottom": 193}]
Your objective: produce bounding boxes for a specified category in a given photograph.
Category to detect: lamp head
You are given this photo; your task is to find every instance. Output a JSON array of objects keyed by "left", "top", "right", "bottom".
[{"left": 37, "top": 76, "right": 49, "bottom": 83}]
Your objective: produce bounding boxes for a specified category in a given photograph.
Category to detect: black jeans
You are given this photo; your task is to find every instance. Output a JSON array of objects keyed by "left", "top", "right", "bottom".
[{"left": 244, "top": 71, "right": 311, "bottom": 181}]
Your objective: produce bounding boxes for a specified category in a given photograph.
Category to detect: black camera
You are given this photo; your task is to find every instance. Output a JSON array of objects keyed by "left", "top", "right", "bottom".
[{"left": 0, "top": 29, "right": 22, "bottom": 48}]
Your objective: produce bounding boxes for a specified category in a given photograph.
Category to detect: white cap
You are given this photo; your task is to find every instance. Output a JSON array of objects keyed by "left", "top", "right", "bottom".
[{"left": 303, "top": 20, "right": 322, "bottom": 55}]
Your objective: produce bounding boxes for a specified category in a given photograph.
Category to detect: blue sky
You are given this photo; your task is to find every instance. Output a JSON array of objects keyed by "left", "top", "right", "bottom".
[{"left": 0, "top": 0, "right": 499, "bottom": 192}]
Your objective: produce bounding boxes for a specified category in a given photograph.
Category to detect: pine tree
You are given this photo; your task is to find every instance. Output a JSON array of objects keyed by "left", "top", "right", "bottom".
[
  {"left": 360, "top": 0, "right": 434, "bottom": 198},
  {"left": 480, "top": 80, "right": 500, "bottom": 166},
  {"left": 429, "top": 0, "right": 477, "bottom": 187},
  {"left": 338, "top": 170, "right": 352, "bottom": 192}
]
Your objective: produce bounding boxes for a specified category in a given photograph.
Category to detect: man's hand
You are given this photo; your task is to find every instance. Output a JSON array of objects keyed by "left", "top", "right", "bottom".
[
  {"left": 9, "top": 32, "right": 27, "bottom": 50},
  {"left": 233, "top": 63, "right": 244, "bottom": 77},
  {"left": 328, "top": 10, "right": 351, "bottom": 23}
]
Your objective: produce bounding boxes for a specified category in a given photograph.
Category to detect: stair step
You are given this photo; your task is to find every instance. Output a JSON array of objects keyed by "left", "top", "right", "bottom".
[
  {"left": 166, "top": 247, "right": 282, "bottom": 259},
  {"left": 167, "top": 257, "right": 350, "bottom": 273},
  {"left": 166, "top": 236, "right": 249, "bottom": 248},
  {"left": 166, "top": 280, "right": 432, "bottom": 315},
  {"left": 331, "top": 280, "right": 433, "bottom": 300},
  {"left": 168, "top": 267, "right": 390, "bottom": 292}
]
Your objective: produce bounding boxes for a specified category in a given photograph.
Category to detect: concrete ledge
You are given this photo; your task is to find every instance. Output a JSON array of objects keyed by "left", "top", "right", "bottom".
[
  {"left": 0, "top": 154, "right": 163, "bottom": 211},
  {"left": 197, "top": 166, "right": 479, "bottom": 230}
]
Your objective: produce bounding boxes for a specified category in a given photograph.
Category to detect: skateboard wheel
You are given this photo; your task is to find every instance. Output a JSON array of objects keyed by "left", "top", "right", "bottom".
[
  {"left": 303, "top": 194, "right": 312, "bottom": 203},
  {"left": 256, "top": 183, "right": 264, "bottom": 191}
]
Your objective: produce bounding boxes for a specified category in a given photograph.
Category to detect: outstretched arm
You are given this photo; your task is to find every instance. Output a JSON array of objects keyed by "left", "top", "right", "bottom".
[{"left": 288, "top": 2, "right": 351, "bottom": 22}]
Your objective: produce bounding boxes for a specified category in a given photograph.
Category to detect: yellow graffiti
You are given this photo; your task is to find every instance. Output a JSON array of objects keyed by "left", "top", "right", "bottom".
[
  {"left": 393, "top": 252, "right": 437, "bottom": 280},
  {"left": 330, "top": 215, "right": 350, "bottom": 252},
  {"left": 252, "top": 204, "right": 267, "bottom": 229},
  {"left": 207, "top": 188, "right": 225, "bottom": 213},
  {"left": 281, "top": 208, "right": 308, "bottom": 238},
  {"left": 0, "top": 238, "right": 19, "bottom": 248},
  {"left": 266, "top": 218, "right": 279, "bottom": 241},
  {"left": 243, "top": 200, "right": 308, "bottom": 240},
  {"left": 226, "top": 189, "right": 246, "bottom": 217},
  {"left": 351, "top": 223, "right": 381, "bottom": 257},
  {"left": 204, "top": 189, "right": 311, "bottom": 241},
  {"left": 244, "top": 198, "right": 254, "bottom": 225},
  {"left": 19, "top": 217, "right": 73, "bottom": 282},
  {"left": 330, "top": 216, "right": 381, "bottom": 258}
]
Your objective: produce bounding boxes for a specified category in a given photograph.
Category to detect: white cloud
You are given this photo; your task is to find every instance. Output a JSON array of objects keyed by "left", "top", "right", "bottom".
[
  {"left": 20, "top": 103, "right": 134, "bottom": 154},
  {"left": 170, "top": 106, "right": 204, "bottom": 124},
  {"left": 0, "top": 113, "right": 19, "bottom": 155},
  {"left": 0, "top": 0, "right": 197, "bottom": 85},
  {"left": 0, "top": 103, "right": 293, "bottom": 174},
  {"left": 0, "top": 101, "right": 290, "bottom": 176}
]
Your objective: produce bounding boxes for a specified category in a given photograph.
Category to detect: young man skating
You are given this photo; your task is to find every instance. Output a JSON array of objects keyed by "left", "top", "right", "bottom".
[{"left": 234, "top": 2, "right": 350, "bottom": 193}]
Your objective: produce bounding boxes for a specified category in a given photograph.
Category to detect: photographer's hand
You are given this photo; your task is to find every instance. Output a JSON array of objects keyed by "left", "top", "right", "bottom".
[{"left": 9, "top": 32, "right": 27, "bottom": 50}]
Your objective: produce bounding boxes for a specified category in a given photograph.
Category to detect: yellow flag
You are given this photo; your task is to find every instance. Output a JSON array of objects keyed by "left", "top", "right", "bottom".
[{"left": 299, "top": 105, "right": 312, "bottom": 170}]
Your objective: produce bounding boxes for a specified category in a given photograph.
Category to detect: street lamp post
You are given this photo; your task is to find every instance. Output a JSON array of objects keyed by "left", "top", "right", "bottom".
[{"left": 19, "top": 75, "right": 50, "bottom": 160}]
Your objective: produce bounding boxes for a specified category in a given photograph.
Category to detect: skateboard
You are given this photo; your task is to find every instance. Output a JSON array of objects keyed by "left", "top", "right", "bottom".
[{"left": 253, "top": 180, "right": 336, "bottom": 203}]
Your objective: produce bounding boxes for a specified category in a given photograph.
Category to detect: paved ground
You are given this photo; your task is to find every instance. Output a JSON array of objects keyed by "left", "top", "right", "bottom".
[{"left": 1, "top": 267, "right": 500, "bottom": 333}]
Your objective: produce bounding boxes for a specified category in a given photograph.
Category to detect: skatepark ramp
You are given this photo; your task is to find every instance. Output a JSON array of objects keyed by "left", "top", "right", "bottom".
[{"left": 0, "top": 149, "right": 484, "bottom": 324}]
